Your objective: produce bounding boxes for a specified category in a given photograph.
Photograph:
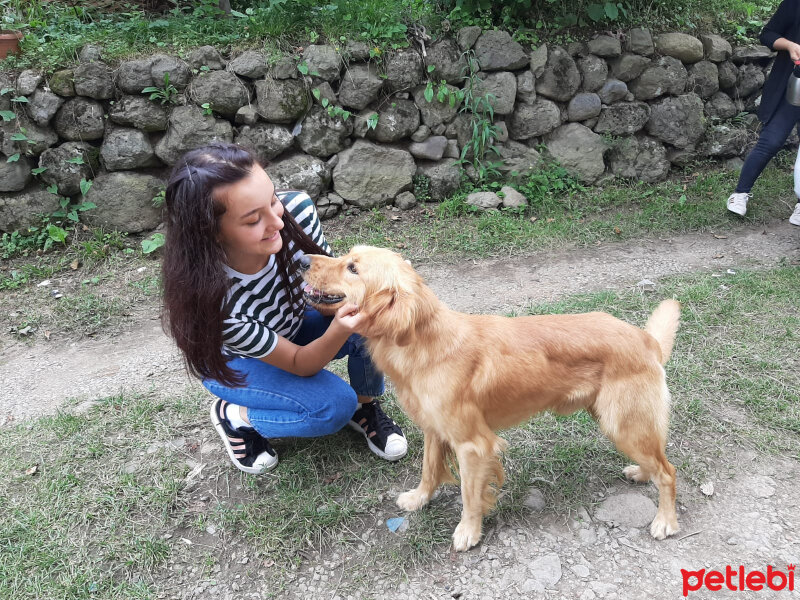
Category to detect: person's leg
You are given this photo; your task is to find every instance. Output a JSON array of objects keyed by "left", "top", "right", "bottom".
[{"left": 791, "top": 144, "right": 800, "bottom": 224}]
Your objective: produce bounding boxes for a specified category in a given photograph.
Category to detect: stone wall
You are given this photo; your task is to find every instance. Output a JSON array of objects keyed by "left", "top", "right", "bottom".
[{"left": 0, "top": 29, "right": 780, "bottom": 232}]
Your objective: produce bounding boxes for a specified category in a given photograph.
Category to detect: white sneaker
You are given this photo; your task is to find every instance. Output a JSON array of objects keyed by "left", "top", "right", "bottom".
[
  {"left": 726, "top": 192, "right": 751, "bottom": 216},
  {"left": 790, "top": 203, "right": 800, "bottom": 226}
]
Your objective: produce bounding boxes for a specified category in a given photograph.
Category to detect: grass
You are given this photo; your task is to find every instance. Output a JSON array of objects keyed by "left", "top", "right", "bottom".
[
  {"left": 1, "top": 265, "right": 797, "bottom": 598},
  {"left": 328, "top": 156, "right": 799, "bottom": 262}
]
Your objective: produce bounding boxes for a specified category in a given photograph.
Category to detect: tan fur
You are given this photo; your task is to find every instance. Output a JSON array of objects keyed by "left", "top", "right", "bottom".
[{"left": 303, "top": 246, "right": 682, "bottom": 551}]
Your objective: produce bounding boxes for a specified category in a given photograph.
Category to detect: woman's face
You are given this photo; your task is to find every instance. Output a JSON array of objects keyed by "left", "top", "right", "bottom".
[{"left": 215, "top": 164, "right": 285, "bottom": 274}]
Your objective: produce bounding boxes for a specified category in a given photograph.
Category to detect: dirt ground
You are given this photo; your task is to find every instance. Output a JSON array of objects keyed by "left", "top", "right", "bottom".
[{"left": 1, "top": 220, "right": 799, "bottom": 599}]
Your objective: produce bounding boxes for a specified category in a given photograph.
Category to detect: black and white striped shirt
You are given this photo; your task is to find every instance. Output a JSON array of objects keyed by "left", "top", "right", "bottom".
[{"left": 221, "top": 191, "right": 332, "bottom": 358}]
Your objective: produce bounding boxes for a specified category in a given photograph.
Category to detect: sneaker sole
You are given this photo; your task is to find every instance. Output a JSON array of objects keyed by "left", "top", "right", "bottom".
[
  {"left": 347, "top": 420, "right": 408, "bottom": 462},
  {"left": 209, "top": 402, "right": 278, "bottom": 474},
  {"left": 727, "top": 205, "right": 747, "bottom": 216}
]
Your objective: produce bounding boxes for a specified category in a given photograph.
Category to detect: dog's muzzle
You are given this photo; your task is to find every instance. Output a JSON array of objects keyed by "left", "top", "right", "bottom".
[{"left": 303, "top": 284, "right": 345, "bottom": 305}]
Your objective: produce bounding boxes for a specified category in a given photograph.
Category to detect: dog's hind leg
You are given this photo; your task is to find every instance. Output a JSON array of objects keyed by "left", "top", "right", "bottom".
[
  {"left": 451, "top": 432, "right": 506, "bottom": 552},
  {"left": 593, "top": 377, "right": 679, "bottom": 540},
  {"left": 397, "top": 431, "right": 456, "bottom": 512}
]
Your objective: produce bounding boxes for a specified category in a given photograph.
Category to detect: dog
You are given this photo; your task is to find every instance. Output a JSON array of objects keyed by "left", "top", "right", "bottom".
[{"left": 300, "top": 246, "right": 681, "bottom": 551}]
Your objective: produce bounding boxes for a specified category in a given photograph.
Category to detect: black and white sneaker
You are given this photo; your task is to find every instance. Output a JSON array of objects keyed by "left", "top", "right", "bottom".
[
  {"left": 209, "top": 399, "right": 278, "bottom": 474},
  {"left": 348, "top": 400, "right": 408, "bottom": 461}
]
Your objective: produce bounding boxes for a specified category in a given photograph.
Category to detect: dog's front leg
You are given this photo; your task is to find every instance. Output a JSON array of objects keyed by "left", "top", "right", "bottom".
[{"left": 397, "top": 431, "right": 454, "bottom": 512}]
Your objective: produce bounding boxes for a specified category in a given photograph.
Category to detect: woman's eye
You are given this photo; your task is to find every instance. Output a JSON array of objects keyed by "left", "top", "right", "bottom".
[
  {"left": 247, "top": 216, "right": 261, "bottom": 226},
  {"left": 347, "top": 263, "right": 358, "bottom": 274}
]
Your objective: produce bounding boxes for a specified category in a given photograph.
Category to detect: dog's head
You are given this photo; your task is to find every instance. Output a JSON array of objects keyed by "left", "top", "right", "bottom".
[{"left": 301, "top": 245, "right": 435, "bottom": 346}]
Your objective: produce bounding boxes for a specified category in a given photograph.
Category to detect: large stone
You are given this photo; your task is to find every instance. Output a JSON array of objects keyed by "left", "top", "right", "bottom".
[
  {"left": 535, "top": 47, "right": 581, "bottom": 102},
  {"left": 507, "top": 98, "right": 561, "bottom": 140},
  {"left": 296, "top": 105, "right": 353, "bottom": 158},
  {"left": 735, "top": 64, "right": 765, "bottom": 98},
  {"left": 333, "top": 140, "right": 415, "bottom": 208},
  {"left": 568, "top": 93, "right": 602, "bottom": 122},
  {"left": 546, "top": 123, "right": 607, "bottom": 184},
  {"left": 235, "top": 106, "right": 259, "bottom": 126},
  {"left": 500, "top": 186, "right": 527, "bottom": 208},
  {"left": 84, "top": 171, "right": 164, "bottom": 233},
  {"left": 187, "top": 46, "right": 225, "bottom": 70},
  {"left": 466, "top": 191, "right": 502, "bottom": 209},
  {"left": 578, "top": 55, "right": 608, "bottom": 92},
  {"left": 189, "top": 70, "right": 251, "bottom": 117},
  {"left": 594, "top": 493, "right": 656, "bottom": 528},
  {"left": 101, "top": 127, "right": 158, "bottom": 171},
  {"left": 718, "top": 61, "right": 739, "bottom": 90},
  {"left": 426, "top": 39, "right": 469, "bottom": 84},
  {"left": 475, "top": 71, "right": 517, "bottom": 116},
  {"left": 79, "top": 44, "right": 103, "bottom": 63},
  {"left": 496, "top": 140, "right": 541, "bottom": 181},
  {"left": 645, "top": 93, "right": 705, "bottom": 149},
  {"left": 234, "top": 123, "right": 294, "bottom": 163},
  {"left": 626, "top": 28, "right": 654, "bottom": 56},
  {"left": 409, "top": 135, "right": 447, "bottom": 161},
  {"left": 608, "top": 134, "right": 669, "bottom": 182},
  {"left": 73, "top": 61, "right": 114, "bottom": 99},
  {"left": 629, "top": 56, "right": 687, "bottom": 100},
  {"left": 0, "top": 155, "right": 32, "bottom": 192},
  {"left": 385, "top": 49, "right": 424, "bottom": 91},
  {"left": 116, "top": 58, "right": 154, "bottom": 94},
  {"left": 150, "top": 55, "right": 192, "bottom": 90},
  {"left": 700, "top": 34, "right": 732, "bottom": 63},
  {"left": 529, "top": 44, "right": 548, "bottom": 77},
  {"left": 52, "top": 97, "right": 105, "bottom": 141},
  {"left": 108, "top": 95, "right": 169, "bottom": 132},
  {"left": 412, "top": 84, "right": 461, "bottom": 129},
  {"left": 598, "top": 79, "right": 628, "bottom": 104},
  {"left": 302, "top": 45, "right": 342, "bottom": 81},
  {"left": 516, "top": 71, "right": 537, "bottom": 103},
  {"left": 266, "top": 153, "right": 330, "bottom": 200},
  {"left": 49, "top": 70, "right": 76, "bottom": 97},
  {"left": 587, "top": 35, "right": 621, "bottom": 58},
  {"left": 687, "top": 61, "right": 720, "bottom": 99},
  {"left": 608, "top": 54, "right": 651, "bottom": 83},
  {"left": 594, "top": 101, "right": 650, "bottom": 135},
  {"left": 655, "top": 33, "right": 704, "bottom": 64},
  {"left": 699, "top": 124, "right": 749, "bottom": 157},
  {"left": 255, "top": 78, "right": 310, "bottom": 124},
  {"left": 16, "top": 70, "right": 42, "bottom": 97},
  {"left": 473, "top": 30, "right": 529, "bottom": 71},
  {"left": 39, "top": 142, "right": 99, "bottom": 196},
  {"left": 229, "top": 50, "right": 269, "bottom": 79},
  {"left": 26, "top": 88, "right": 65, "bottom": 126},
  {"left": 415, "top": 159, "right": 461, "bottom": 201},
  {"left": 367, "top": 98, "right": 420, "bottom": 143},
  {"left": 731, "top": 45, "right": 775, "bottom": 64},
  {"left": 154, "top": 105, "right": 233, "bottom": 165},
  {"left": 344, "top": 41, "right": 371, "bottom": 61},
  {"left": 457, "top": 26, "right": 482, "bottom": 51},
  {"left": 705, "top": 91, "right": 737, "bottom": 120},
  {"left": 270, "top": 56, "right": 298, "bottom": 80},
  {"left": 338, "top": 63, "right": 383, "bottom": 110},
  {"left": 0, "top": 116, "right": 58, "bottom": 157},
  {"left": 0, "top": 184, "right": 61, "bottom": 232}
]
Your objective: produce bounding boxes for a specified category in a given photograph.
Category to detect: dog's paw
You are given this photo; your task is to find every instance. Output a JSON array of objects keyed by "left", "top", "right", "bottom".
[
  {"left": 649, "top": 514, "right": 680, "bottom": 540},
  {"left": 623, "top": 465, "right": 649, "bottom": 483},
  {"left": 452, "top": 521, "right": 482, "bottom": 552},
  {"left": 397, "top": 489, "right": 429, "bottom": 512}
]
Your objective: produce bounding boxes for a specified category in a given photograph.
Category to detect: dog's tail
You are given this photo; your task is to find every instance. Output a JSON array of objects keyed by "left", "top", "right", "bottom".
[{"left": 644, "top": 299, "right": 681, "bottom": 366}]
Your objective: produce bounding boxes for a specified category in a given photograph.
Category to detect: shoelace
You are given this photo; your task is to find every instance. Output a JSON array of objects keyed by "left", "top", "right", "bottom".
[{"left": 367, "top": 400, "right": 399, "bottom": 436}]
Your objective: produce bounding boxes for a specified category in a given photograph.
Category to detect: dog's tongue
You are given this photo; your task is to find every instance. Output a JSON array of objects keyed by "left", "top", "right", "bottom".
[{"left": 303, "top": 284, "right": 314, "bottom": 294}]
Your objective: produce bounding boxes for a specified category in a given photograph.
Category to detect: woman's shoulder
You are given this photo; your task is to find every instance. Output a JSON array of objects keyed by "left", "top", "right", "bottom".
[{"left": 277, "top": 190, "right": 314, "bottom": 216}]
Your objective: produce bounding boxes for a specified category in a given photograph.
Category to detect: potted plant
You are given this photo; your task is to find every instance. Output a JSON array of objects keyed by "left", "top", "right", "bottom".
[{"left": 0, "top": 29, "right": 22, "bottom": 59}]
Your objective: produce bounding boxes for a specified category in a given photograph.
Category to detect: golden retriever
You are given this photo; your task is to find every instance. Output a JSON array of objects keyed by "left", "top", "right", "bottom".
[{"left": 301, "top": 246, "right": 681, "bottom": 551}]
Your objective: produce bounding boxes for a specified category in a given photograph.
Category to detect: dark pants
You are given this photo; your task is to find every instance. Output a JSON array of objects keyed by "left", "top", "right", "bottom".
[{"left": 736, "top": 98, "right": 800, "bottom": 193}]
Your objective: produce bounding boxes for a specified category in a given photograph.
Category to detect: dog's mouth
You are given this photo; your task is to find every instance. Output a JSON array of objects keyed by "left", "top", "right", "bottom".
[{"left": 302, "top": 283, "right": 346, "bottom": 305}]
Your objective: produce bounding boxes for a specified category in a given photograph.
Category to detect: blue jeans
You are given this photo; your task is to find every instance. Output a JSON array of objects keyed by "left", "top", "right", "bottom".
[
  {"left": 203, "top": 308, "right": 384, "bottom": 439},
  {"left": 736, "top": 98, "right": 800, "bottom": 193}
]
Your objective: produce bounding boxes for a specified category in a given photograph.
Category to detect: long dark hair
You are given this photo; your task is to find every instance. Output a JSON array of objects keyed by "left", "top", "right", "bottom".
[{"left": 162, "top": 142, "right": 326, "bottom": 387}]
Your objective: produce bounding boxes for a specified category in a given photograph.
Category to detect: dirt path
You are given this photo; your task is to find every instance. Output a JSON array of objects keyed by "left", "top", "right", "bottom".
[{"left": 1, "top": 221, "right": 798, "bottom": 423}]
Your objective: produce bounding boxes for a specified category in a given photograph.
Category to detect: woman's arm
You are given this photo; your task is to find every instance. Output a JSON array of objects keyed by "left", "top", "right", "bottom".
[
  {"left": 760, "top": 0, "right": 797, "bottom": 49},
  {"left": 773, "top": 37, "right": 800, "bottom": 61},
  {"left": 259, "top": 303, "right": 363, "bottom": 376}
]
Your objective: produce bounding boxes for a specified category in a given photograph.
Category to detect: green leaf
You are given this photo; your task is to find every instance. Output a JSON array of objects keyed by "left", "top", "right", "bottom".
[
  {"left": 141, "top": 233, "right": 166, "bottom": 254},
  {"left": 31, "top": 166, "right": 47, "bottom": 175},
  {"left": 297, "top": 63, "right": 309, "bottom": 75},
  {"left": 79, "top": 178, "right": 92, "bottom": 196},
  {"left": 10, "top": 96, "right": 28, "bottom": 103},
  {"left": 47, "top": 224, "right": 67, "bottom": 243},
  {"left": 603, "top": 1, "right": 619, "bottom": 20},
  {"left": 46, "top": 183, "right": 59, "bottom": 195},
  {"left": 141, "top": 86, "right": 159, "bottom": 94},
  {"left": 321, "top": 98, "right": 329, "bottom": 108},
  {"left": 427, "top": 65, "right": 435, "bottom": 73},
  {"left": 0, "top": 111, "right": 16, "bottom": 122},
  {"left": 586, "top": 3, "right": 605, "bottom": 21},
  {"left": 423, "top": 84, "right": 434, "bottom": 103},
  {"left": 0, "top": 87, "right": 13, "bottom": 96},
  {"left": 230, "top": 9, "right": 247, "bottom": 17},
  {"left": 66, "top": 156, "right": 85, "bottom": 164},
  {"left": 312, "top": 88, "right": 321, "bottom": 101},
  {"left": 367, "top": 113, "right": 379, "bottom": 130},
  {"left": 6, "top": 153, "right": 20, "bottom": 163},
  {"left": 77, "top": 201, "right": 96, "bottom": 211},
  {"left": 67, "top": 210, "right": 79, "bottom": 222},
  {"left": 341, "top": 110, "right": 350, "bottom": 121},
  {"left": 10, "top": 133, "right": 27, "bottom": 141}
]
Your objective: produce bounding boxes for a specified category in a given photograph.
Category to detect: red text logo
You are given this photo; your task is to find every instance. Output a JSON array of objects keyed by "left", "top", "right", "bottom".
[{"left": 681, "top": 565, "right": 795, "bottom": 596}]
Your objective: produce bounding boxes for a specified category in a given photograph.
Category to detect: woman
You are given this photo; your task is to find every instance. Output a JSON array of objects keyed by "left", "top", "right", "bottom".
[
  {"left": 161, "top": 143, "right": 407, "bottom": 474},
  {"left": 726, "top": 0, "right": 800, "bottom": 226}
]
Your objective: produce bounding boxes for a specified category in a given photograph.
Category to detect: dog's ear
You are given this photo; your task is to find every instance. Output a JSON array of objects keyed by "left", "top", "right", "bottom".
[{"left": 361, "top": 287, "right": 417, "bottom": 346}]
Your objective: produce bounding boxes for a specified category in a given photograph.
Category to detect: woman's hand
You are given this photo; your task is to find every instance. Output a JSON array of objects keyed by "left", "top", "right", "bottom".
[
  {"left": 774, "top": 38, "right": 800, "bottom": 62},
  {"left": 332, "top": 303, "right": 364, "bottom": 334}
]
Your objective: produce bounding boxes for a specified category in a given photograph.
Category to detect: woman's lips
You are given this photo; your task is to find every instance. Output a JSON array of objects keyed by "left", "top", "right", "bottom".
[{"left": 263, "top": 231, "right": 280, "bottom": 241}]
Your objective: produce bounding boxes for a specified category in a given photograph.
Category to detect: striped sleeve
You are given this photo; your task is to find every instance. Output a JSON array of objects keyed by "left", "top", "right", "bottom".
[
  {"left": 222, "top": 317, "right": 278, "bottom": 358},
  {"left": 280, "top": 191, "right": 333, "bottom": 256}
]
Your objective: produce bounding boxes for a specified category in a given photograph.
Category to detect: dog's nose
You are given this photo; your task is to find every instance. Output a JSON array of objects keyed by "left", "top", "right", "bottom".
[{"left": 298, "top": 255, "right": 311, "bottom": 271}]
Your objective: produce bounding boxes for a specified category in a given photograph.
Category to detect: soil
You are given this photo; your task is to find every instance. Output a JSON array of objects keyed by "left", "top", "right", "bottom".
[{"left": 1, "top": 219, "right": 798, "bottom": 598}]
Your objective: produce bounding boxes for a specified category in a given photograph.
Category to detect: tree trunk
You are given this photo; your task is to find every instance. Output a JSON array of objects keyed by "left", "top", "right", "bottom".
[{"left": 218, "top": 0, "right": 231, "bottom": 15}]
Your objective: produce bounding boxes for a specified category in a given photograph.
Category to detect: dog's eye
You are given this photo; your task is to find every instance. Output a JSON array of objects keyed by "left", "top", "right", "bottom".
[{"left": 347, "top": 263, "right": 358, "bottom": 275}]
